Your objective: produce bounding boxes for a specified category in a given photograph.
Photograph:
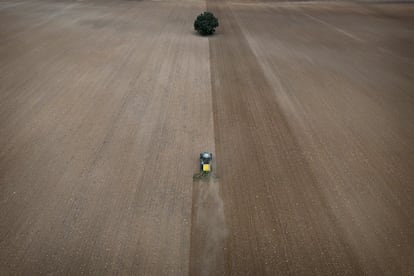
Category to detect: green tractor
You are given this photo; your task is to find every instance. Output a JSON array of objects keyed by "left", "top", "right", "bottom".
[
  {"left": 194, "top": 152, "right": 214, "bottom": 180},
  {"left": 200, "top": 152, "right": 213, "bottom": 174}
]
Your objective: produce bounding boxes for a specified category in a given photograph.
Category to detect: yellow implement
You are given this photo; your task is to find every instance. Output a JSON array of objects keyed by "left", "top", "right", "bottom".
[{"left": 203, "top": 164, "right": 210, "bottom": 172}]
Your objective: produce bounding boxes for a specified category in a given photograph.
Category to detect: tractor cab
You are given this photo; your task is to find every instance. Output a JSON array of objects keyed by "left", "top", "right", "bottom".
[{"left": 200, "top": 152, "right": 213, "bottom": 173}]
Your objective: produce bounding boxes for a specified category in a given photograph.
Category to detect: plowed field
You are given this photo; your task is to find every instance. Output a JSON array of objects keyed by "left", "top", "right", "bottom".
[{"left": 1, "top": 0, "right": 413, "bottom": 274}]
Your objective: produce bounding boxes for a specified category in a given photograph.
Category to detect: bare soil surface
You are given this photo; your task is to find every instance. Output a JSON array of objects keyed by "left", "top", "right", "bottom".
[
  {"left": 204, "top": 0, "right": 414, "bottom": 274},
  {"left": 1, "top": 0, "right": 414, "bottom": 275},
  {"left": 0, "top": 0, "right": 213, "bottom": 274}
]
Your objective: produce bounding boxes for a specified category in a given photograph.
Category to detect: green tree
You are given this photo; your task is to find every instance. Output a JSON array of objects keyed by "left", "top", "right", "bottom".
[{"left": 194, "top": 12, "right": 219, "bottom": 36}]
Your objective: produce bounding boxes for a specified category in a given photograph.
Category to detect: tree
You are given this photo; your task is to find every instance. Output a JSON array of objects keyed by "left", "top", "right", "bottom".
[{"left": 194, "top": 12, "right": 219, "bottom": 36}]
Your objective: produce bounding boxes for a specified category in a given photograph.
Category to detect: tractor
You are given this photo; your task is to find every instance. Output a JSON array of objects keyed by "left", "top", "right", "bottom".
[{"left": 200, "top": 152, "right": 213, "bottom": 174}]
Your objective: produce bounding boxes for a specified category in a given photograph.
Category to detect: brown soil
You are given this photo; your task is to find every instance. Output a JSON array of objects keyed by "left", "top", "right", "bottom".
[{"left": 1, "top": 0, "right": 413, "bottom": 275}]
